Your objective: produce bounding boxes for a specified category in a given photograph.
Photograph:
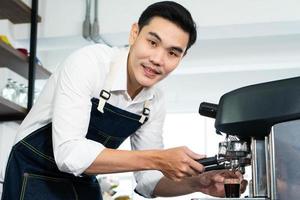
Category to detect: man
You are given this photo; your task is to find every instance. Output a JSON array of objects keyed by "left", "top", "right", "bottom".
[{"left": 1, "top": 1, "right": 246, "bottom": 199}]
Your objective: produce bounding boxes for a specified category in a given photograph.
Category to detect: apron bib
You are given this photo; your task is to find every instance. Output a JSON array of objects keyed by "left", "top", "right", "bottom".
[{"left": 1, "top": 57, "right": 150, "bottom": 200}]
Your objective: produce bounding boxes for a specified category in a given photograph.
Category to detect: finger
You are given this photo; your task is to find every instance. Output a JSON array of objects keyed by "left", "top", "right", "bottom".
[
  {"left": 211, "top": 172, "right": 226, "bottom": 183},
  {"left": 234, "top": 170, "right": 244, "bottom": 181},
  {"left": 211, "top": 170, "right": 237, "bottom": 182},
  {"left": 220, "top": 170, "right": 239, "bottom": 179},
  {"left": 197, "top": 173, "right": 212, "bottom": 187},
  {"left": 182, "top": 166, "right": 199, "bottom": 177},
  {"left": 240, "top": 180, "right": 248, "bottom": 193},
  {"left": 216, "top": 170, "right": 234, "bottom": 178},
  {"left": 201, "top": 170, "right": 227, "bottom": 183},
  {"left": 184, "top": 147, "right": 206, "bottom": 160},
  {"left": 189, "top": 159, "right": 205, "bottom": 173}
]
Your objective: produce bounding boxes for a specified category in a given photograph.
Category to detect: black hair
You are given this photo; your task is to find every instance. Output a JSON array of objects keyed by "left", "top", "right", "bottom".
[{"left": 138, "top": 1, "right": 197, "bottom": 54}]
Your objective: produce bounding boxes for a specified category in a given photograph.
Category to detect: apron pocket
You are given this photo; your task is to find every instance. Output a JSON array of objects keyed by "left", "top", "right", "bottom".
[{"left": 20, "top": 173, "right": 77, "bottom": 200}]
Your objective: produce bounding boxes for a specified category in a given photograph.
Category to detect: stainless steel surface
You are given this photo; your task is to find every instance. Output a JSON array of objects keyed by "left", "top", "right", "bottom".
[
  {"left": 191, "top": 198, "right": 268, "bottom": 200},
  {"left": 251, "top": 137, "right": 257, "bottom": 197},
  {"left": 251, "top": 138, "right": 267, "bottom": 197},
  {"left": 264, "top": 137, "right": 270, "bottom": 198},
  {"left": 202, "top": 139, "right": 251, "bottom": 173},
  {"left": 219, "top": 141, "right": 228, "bottom": 155},
  {"left": 82, "top": 0, "right": 91, "bottom": 40},
  {"left": 228, "top": 135, "right": 240, "bottom": 141},
  {"left": 230, "top": 159, "right": 239, "bottom": 169},
  {"left": 269, "top": 129, "right": 277, "bottom": 200},
  {"left": 91, "top": 0, "right": 100, "bottom": 42},
  {"left": 217, "top": 140, "right": 251, "bottom": 172},
  {"left": 272, "top": 119, "right": 300, "bottom": 200},
  {"left": 227, "top": 141, "right": 248, "bottom": 152},
  {"left": 249, "top": 180, "right": 253, "bottom": 198}
]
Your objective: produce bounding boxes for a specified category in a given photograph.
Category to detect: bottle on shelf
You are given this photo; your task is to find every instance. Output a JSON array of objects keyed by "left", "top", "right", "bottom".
[
  {"left": 1, "top": 78, "right": 17, "bottom": 102},
  {"left": 17, "top": 83, "right": 28, "bottom": 108},
  {"left": 11, "top": 80, "right": 18, "bottom": 103},
  {"left": 1, "top": 78, "right": 29, "bottom": 107}
]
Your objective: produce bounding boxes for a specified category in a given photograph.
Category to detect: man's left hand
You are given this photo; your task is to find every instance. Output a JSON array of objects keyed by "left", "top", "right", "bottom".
[{"left": 188, "top": 170, "right": 248, "bottom": 197}]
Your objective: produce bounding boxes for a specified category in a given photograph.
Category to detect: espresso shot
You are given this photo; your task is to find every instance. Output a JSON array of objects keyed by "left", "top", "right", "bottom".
[{"left": 224, "top": 178, "right": 241, "bottom": 198}]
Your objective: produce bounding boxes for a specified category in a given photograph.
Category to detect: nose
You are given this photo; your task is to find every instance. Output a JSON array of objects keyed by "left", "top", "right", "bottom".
[{"left": 149, "top": 49, "right": 164, "bottom": 67}]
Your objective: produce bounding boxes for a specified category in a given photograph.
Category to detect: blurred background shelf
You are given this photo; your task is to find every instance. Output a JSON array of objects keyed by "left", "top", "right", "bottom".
[
  {"left": 0, "top": 0, "right": 43, "bottom": 121},
  {"left": 0, "top": 40, "right": 51, "bottom": 79},
  {"left": 0, "top": 0, "right": 41, "bottom": 24},
  {"left": 0, "top": 96, "right": 26, "bottom": 121}
]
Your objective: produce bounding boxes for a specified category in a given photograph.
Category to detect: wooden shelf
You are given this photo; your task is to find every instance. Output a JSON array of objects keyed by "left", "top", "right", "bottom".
[
  {"left": 0, "top": 0, "right": 43, "bottom": 121},
  {"left": 0, "top": 40, "right": 51, "bottom": 79},
  {"left": 0, "top": 0, "right": 41, "bottom": 24},
  {"left": 0, "top": 96, "right": 26, "bottom": 121}
]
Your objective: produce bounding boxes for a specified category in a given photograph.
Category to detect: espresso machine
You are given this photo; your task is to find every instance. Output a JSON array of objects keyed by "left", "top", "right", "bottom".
[{"left": 195, "top": 76, "right": 300, "bottom": 200}]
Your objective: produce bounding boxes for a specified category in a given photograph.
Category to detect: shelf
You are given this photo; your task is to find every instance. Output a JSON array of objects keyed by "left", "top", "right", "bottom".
[
  {"left": 0, "top": 0, "right": 41, "bottom": 24},
  {"left": 0, "top": 40, "right": 51, "bottom": 79},
  {"left": 0, "top": 96, "right": 26, "bottom": 121}
]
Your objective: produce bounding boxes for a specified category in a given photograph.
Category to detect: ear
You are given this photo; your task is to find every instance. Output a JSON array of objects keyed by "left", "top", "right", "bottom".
[{"left": 129, "top": 23, "right": 139, "bottom": 46}]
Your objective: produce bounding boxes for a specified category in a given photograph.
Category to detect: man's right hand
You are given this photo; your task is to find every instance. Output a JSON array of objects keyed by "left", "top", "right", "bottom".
[{"left": 154, "top": 146, "right": 206, "bottom": 181}]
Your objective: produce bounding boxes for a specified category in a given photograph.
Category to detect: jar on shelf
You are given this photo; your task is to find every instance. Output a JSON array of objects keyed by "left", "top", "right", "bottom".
[
  {"left": 1, "top": 78, "right": 17, "bottom": 102},
  {"left": 17, "top": 83, "right": 28, "bottom": 108},
  {"left": 11, "top": 80, "right": 18, "bottom": 103}
]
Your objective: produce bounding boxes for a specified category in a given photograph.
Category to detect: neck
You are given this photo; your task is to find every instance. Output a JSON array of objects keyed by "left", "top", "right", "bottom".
[
  {"left": 127, "top": 65, "right": 143, "bottom": 99},
  {"left": 127, "top": 80, "right": 143, "bottom": 100}
]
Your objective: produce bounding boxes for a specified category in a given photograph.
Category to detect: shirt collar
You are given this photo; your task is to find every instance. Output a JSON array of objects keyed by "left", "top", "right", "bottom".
[{"left": 110, "top": 47, "right": 155, "bottom": 101}]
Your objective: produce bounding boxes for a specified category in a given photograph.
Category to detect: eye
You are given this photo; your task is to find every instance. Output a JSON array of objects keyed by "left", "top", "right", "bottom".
[
  {"left": 148, "top": 39, "right": 157, "bottom": 47},
  {"left": 169, "top": 51, "right": 179, "bottom": 57}
]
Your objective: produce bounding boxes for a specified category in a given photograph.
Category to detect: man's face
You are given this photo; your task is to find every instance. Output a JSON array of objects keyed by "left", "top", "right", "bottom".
[{"left": 127, "top": 16, "right": 189, "bottom": 88}]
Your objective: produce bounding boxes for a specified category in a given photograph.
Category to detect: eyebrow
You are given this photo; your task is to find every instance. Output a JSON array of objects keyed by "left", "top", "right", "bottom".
[{"left": 148, "top": 32, "right": 184, "bottom": 54}]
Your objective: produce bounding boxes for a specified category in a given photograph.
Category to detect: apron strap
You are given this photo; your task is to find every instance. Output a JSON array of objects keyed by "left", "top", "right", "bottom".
[
  {"left": 97, "top": 89, "right": 111, "bottom": 112},
  {"left": 97, "top": 60, "right": 119, "bottom": 113},
  {"left": 139, "top": 100, "right": 150, "bottom": 124}
]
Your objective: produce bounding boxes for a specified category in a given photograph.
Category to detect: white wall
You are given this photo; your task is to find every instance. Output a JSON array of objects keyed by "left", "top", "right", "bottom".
[{"left": 15, "top": 0, "right": 300, "bottom": 39}]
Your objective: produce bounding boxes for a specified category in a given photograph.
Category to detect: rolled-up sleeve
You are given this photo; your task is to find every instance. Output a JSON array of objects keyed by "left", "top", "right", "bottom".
[
  {"left": 130, "top": 90, "right": 166, "bottom": 198},
  {"left": 52, "top": 50, "right": 106, "bottom": 176}
]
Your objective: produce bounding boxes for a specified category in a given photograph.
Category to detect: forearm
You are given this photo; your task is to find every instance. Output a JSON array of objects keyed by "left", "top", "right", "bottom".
[
  {"left": 85, "top": 148, "right": 160, "bottom": 174},
  {"left": 153, "top": 176, "right": 196, "bottom": 197}
]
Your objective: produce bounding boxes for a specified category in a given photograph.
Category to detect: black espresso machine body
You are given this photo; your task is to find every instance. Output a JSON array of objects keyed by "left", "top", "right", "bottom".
[
  {"left": 214, "top": 76, "right": 300, "bottom": 139},
  {"left": 198, "top": 76, "right": 300, "bottom": 199}
]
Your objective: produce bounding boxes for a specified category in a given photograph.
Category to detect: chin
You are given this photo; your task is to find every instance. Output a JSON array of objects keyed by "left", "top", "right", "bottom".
[{"left": 138, "top": 78, "right": 157, "bottom": 87}]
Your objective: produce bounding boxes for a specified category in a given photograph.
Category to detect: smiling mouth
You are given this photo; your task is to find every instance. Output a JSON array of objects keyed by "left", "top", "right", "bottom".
[{"left": 142, "top": 64, "right": 161, "bottom": 77}]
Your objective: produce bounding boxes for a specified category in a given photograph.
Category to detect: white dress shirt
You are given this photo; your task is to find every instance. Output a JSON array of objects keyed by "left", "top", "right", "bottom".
[{"left": 4, "top": 44, "right": 165, "bottom": 198}]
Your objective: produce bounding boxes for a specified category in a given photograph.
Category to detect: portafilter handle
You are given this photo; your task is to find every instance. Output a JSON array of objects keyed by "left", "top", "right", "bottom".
[
  {"left": 196, "top": 155, "right": 229, "bottom": 172},
  {"left": 205, "top": 164, "right": 227, "bottom": 171},
  {"left": 196, "top": 155, "right": 219, "bottom": 166}
]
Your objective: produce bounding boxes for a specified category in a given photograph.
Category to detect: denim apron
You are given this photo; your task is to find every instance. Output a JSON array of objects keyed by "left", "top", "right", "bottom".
[{"left": 1, "top": 60, "right": 150, "bottom": 200}]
